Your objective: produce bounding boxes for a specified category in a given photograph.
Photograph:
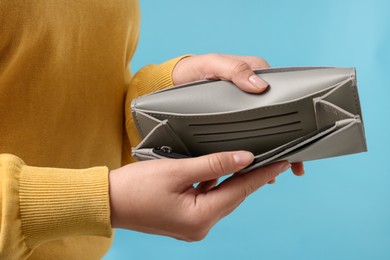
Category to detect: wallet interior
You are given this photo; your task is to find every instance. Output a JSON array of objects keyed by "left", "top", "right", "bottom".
[{"left": 134, "top": 77, "right": 359, "bottom": 158}]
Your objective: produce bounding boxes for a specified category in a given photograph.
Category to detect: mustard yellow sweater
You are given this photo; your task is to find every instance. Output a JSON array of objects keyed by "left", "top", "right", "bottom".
[{"left": 0, "top": 1, "right": 187, "bottom": 259}]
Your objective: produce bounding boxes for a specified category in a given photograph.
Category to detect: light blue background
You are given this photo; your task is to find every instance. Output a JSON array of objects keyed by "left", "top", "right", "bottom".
[{"left": 105, "top": 0, "right": 390, "bottom": 259}]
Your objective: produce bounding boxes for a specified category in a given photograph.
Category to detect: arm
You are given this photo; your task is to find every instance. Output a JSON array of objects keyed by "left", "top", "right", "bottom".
[{"left": 0, "top": 154, "right": 111, "bottom": 259}]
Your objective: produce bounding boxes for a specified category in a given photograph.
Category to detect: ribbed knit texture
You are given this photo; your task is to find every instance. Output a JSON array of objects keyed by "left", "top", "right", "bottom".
[
  {"left": 0, "top": 155, "right": 30, "bottom": 260},
  {"left": 133, "top": 55, "right": 191, "bottom": 96},
  {"left": 0, "top": 0, "right": 189, "bottom": 258},
  {"left": 19, "top": 165, "right": 111, "bottom": 249}
]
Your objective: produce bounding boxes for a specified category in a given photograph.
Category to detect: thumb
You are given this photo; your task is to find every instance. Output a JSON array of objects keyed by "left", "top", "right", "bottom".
[
  {"left": 178, "top": 151, "right": 254, "bottom": 185},
  {"left": 230, "top": 62, "right": 269, "bottom": 93},
  {"left": 206, "top": 161, "right": 291, "bottom": 217},
  {"left": 206, "top": 55, "right": 269, "bottom": 93}
]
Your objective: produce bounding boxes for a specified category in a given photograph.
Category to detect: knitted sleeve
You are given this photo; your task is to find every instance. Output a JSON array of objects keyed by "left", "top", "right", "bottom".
[{"left": 0, "top": 154, "right": 112, "bottom": 259}]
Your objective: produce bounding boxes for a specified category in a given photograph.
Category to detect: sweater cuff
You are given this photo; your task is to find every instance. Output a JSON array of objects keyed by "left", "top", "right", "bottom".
[
  {"left": 19, "top": 162, "right": 112, "bottom": 249},
  {"left": 135, "top": 54, "right": 191, "bottom": 96}
]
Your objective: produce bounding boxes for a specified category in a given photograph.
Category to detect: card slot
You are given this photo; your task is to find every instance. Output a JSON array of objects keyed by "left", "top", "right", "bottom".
[
  {"left": 147, "top": 97, "right": 317, "bottom": 156},
  {"left": 197, "top": 128, "right": 303, "bottom": 144},
  {"left": 188, "top": 111, "right": 298, "bottom": 127},
  {"left": 193, "top": 120, "right": 301, "bottom": 136},
  {"left": 188, "top": 128, "right": 308, "bottom": 156},
  {"left": 187, "top": 113, "right": 302, "bottom": 137}
]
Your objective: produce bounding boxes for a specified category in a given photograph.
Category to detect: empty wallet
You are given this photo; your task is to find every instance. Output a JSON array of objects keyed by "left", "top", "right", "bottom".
[{"left": 130, "top": 67, "right": 367, "bottom": 173}]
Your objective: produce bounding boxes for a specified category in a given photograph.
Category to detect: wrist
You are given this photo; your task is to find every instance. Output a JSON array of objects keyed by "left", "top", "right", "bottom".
[
  {"left": 108, "top": 169, "right": 120, "bottom": 228},
  {"left": 172, "top": 55, "right": 200, "bottom": 86}
]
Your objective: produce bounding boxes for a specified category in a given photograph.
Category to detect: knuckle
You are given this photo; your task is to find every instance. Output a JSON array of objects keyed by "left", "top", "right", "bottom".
[
  {"left": 200, "top": 53, "right": 221, "bottom": 79},
  {"left": 251, "top": 56, "right": 270, "bottom": 68},
  {"left": 207, "top": 153, "right": 229, "bottom": 177},
  {"left": 166, "top": 160, "right": 185, "bottom": 180},
  {"left": 231, "top": 61, "right": 251, "bottom": 75},
  {"left": 266, "top": 168, "right": 279, "bottom": 180},
  {"left": 205, "top": 53, "right": 220, "bottom": 60},
  {"left": 237, "top": 175, "right": 258, "bottom": 198},
  {"left": 243, "top": 181, "right": 254, "bottom": 198}
]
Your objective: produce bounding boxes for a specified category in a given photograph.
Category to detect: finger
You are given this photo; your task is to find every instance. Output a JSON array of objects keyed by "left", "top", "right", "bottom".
[
  {"left": 291, "top": 162, "right": 305, "bottom": 176},
  {"left": 219, "top": 54, "right": 270, "bottom": 93},
  {"left": 196, "top": 179, "right": 219, "bottom": 193},
  {"left": 202, "top": 54, "right": 268, "bottom": 93},
  {"left": 206, "top": 161, "right": 291, "bottom": 216},
  {"left": 220, "top": 54, "right": 270, "bottom": 69},
  {"left": 177, "top": 151, "right": 254, "bottom": 185},
  {"left": 268, "top": 178, "right": 276, "bottom": 184}
]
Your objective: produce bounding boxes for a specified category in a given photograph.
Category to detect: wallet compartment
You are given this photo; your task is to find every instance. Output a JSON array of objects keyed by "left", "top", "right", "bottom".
[{"left": 131, "top": 66, "right": 367, "bottom": 172}]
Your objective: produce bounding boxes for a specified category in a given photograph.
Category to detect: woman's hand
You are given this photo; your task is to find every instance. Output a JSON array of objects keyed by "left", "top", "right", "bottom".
[
  {"left": 172, "top": 53, "right": 305, "bottom": 178},
  {"left": 109, "top": 151, "right": 291, "bottom": 241},
  {"left": 173, "top": 53, "right": 270, "bottom": 93}
]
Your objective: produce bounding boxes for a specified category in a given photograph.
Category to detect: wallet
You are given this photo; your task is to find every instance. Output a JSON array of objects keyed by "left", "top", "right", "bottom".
[{"left": 130, "top": 67, "right": 367, "bottom": 173}]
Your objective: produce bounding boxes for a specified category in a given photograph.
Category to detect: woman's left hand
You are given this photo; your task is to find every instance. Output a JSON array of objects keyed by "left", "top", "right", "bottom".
[
  {"left": 172, "top": 53, "right": 305, "bottom": 179},
  {"left": 173, "top": 53, "right": 270, "bottom": 93}
]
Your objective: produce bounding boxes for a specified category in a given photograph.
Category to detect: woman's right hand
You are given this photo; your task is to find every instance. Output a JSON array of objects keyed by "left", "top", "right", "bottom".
[{"left": 109, "top": 151, "right": 291, "bottom": 241}]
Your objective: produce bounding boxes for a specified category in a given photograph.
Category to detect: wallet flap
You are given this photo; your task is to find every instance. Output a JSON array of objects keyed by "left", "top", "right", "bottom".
[{"left": 132, "top": 67, "right": 356, "bottom": 115}]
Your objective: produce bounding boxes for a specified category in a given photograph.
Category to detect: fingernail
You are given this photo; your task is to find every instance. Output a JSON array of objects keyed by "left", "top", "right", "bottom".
[
  {"left": 278, "top": 161, "right": 291, "bottom": 173},
  {"left": 249, "top": 75, "right": 268, "bottom": 90},
  {"left": 233, "top": 151, "right": 254, "bottom": 166}
]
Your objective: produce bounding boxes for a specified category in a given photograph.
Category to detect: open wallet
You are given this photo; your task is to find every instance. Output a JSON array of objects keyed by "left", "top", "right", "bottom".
[{"left": 130, "top": 67, "right": 367, "bottom": 173}]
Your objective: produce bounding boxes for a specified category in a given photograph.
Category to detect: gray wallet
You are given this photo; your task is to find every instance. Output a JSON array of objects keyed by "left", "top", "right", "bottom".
[{"left": 131, "top": 67, "right": 367, "bottom": 173}]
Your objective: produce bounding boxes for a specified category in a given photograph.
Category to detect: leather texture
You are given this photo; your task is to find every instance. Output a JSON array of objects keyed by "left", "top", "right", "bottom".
[{"left": 131, "top": 67, "right": 367, "bottom": 172}]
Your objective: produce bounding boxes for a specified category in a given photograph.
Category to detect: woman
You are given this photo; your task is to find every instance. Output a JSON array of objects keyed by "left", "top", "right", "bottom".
[{"left": 0, "top": 0, "right": 303, "bottom": 259}]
